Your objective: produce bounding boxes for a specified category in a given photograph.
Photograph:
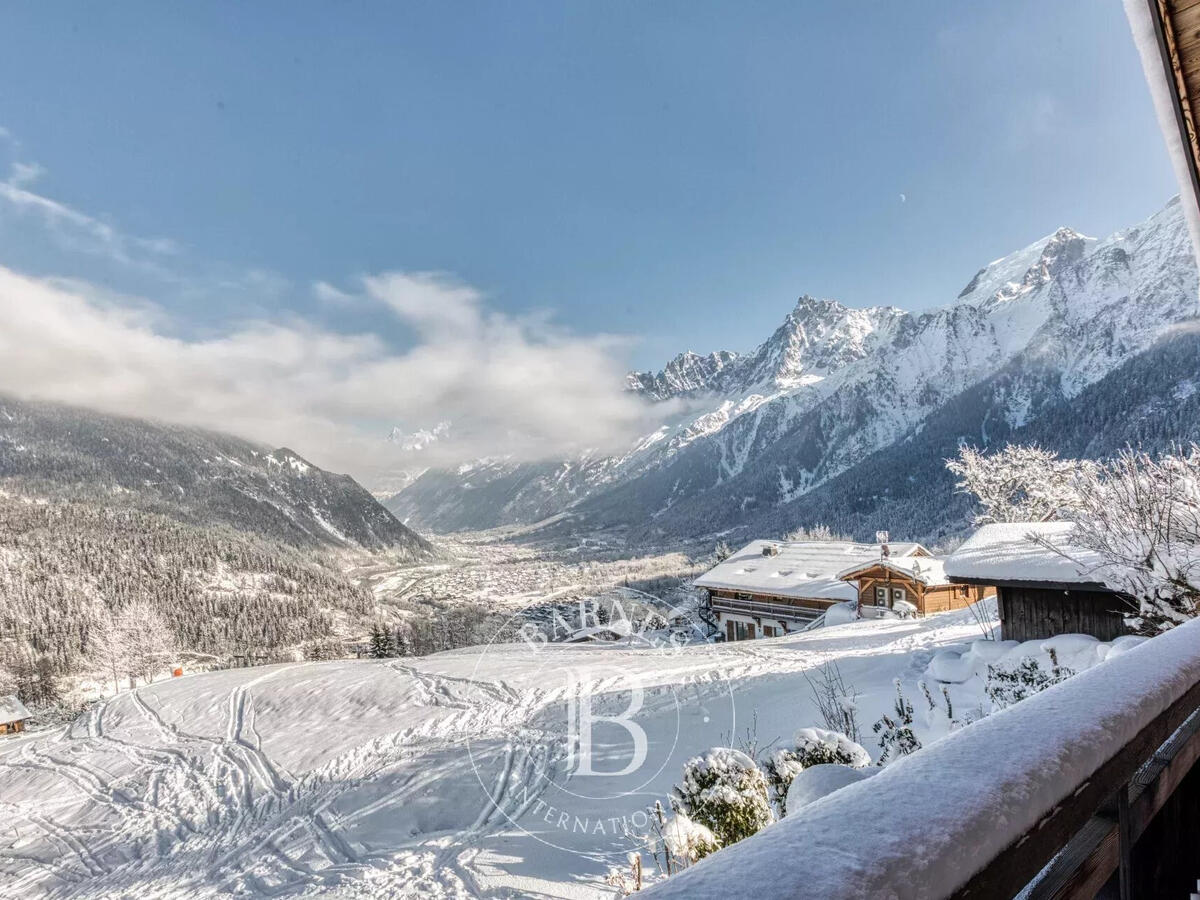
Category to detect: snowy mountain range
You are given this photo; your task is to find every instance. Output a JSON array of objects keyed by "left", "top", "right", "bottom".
[
  {"left": 388, "top": 197, "right": 1200, "bottom": 542},
  {"left": 0, "top": 394, "right": 430, "bottom": 555}
]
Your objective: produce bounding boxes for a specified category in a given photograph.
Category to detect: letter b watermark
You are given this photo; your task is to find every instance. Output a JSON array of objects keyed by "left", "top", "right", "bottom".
[{"left": 564, "top": 670, "right": 648, "bottom": 778}]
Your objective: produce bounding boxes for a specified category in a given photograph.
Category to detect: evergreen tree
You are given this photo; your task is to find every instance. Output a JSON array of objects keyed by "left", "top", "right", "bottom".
[{"left": 368, "top": 624, "right": 396, "bottom": 658}]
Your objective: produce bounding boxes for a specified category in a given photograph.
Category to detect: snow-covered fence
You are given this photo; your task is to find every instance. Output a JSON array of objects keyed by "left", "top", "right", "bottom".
[{"left": 644, "top": 618, "right": 1200, "bottom": 900}]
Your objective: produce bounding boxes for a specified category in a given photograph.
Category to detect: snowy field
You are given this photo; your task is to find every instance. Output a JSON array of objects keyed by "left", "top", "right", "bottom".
[{"left": 1, "top": 606, "right": 1008, "bottom": 899}]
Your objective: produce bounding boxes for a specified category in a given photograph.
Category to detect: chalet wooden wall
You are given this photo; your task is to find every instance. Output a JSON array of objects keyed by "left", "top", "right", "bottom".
[
  {"left": 854, "top": 570, "right": 986, "bottom": 616},
  {"left": 921, "top": 584, "right": 983, "bottom": 614},
  {"left": 998, "top": 586, "right": 1133, "bottom": 642}
]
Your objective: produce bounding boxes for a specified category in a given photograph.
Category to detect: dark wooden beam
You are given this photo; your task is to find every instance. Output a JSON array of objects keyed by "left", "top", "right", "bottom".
[{"left": 1150, "top": 0, "right": 1200, "bottom": 219}]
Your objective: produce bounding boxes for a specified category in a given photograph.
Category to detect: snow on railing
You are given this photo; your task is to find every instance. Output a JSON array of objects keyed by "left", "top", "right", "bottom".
[{"left": 644, "top": 618, "right": 1200, "bottom": 900}]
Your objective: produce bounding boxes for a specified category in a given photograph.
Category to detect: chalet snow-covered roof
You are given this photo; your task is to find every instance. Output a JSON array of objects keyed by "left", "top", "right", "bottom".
[
  {"left": 0, "top": 695, "right": 31, "bottom": 725},
  {"left": 695, "top": 539, "right": 926, "bottom": 601},
  {"left": 837, "top": 556, "right": 950, "bottom": 587},
  {"left": 944, "top": 522, "right": 1107, "bottom": 589}
]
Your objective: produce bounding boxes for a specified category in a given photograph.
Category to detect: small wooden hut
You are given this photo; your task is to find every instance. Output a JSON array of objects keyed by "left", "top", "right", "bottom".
[{"left": 945, "top": 522, "right": 1134, "bottom": 642}]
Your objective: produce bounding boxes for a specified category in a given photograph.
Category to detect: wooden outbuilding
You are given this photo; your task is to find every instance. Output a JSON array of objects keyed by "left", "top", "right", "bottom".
[
  {"left": 945, "top": 522, "right": 1135, "bottom": 643},
  {"left": 0, "top": 695, "right": 31, "bottom": 735}
]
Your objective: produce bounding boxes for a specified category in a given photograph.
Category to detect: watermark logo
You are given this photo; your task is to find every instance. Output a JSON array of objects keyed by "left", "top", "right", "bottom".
[
  {"left": 565, "top": 668, "right": 647, "bottom": 778},
  {"left": 465, "top": 595, "right": 736, "bottom": 856}
]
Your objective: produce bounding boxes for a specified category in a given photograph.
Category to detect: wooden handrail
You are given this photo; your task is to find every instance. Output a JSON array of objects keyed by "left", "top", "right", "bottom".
[
  {"left": 951, "top": 679, "right": 1200, "bottom": 898},
  {"left": 1024, "top": 707, "right": 1200, "bottom": 899},
  {"left": 643, "top": 619, "right": 1200, "bottom": 900}
]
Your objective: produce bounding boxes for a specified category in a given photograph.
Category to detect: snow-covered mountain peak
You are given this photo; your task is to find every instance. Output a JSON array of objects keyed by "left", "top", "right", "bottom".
[
  {"left": 387, "top": 421, "right": 451, "bottom": 452},
  {"left": 626, "top": 349, "right": 740, "bottom": 400},
  {"left": 630, "top": 296, "right": 904, "bottom": 401},
  {"left": 742, "top": 295, "right": 904, "bottom": 388},
  {"left": 957, "top": 226, "right": 1096, "bottom": 309},
  {"left": 390, "top": 197, "right": 1196, "bottom": 539}
]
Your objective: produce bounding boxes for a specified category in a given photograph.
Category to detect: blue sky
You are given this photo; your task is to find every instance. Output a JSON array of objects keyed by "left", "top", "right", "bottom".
[
  {"left": 0, "top": 2, "right": 1182, "bottom": 479},
  {"left": 0, "top": 0, "right": 1176, "bottom": 369}
]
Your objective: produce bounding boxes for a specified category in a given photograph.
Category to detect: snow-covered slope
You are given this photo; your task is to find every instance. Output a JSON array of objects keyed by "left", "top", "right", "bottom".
[
  {"left": 0, "top": 608, "right": 997, "bottom": 898},
  {"left": 389, "top": 198, "right": 1198, "bottom": 539},
  {"left": 0, "top": 394, "right": 430, "bottom": 554}
]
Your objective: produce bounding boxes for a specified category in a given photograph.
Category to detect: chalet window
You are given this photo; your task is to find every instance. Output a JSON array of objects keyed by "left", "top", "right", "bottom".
[
  {"left": 875, "top": 587, "right": 888, "bottom": 607},
  {"left": 892, "top": 588, "right": 907, "bottom": 605},
  {"left": 763, "top": 625, "right": 776, "bottom": 638},
  {"left": 736, "top": 592, "right": 752, "bottom": 601}
]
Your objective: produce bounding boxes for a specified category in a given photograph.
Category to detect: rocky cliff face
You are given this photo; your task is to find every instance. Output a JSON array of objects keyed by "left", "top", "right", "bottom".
[{"left": 389, "top": 197, "right": 1199, "bottom": 541}]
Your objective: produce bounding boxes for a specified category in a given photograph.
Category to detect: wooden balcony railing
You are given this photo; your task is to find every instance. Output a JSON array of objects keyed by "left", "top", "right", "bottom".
[
  {"left": 710, "top": 595, "right": 825, "bottom": 624},
  {"left": 645, "top": 618, "right": 1200, "bottom": 900}
]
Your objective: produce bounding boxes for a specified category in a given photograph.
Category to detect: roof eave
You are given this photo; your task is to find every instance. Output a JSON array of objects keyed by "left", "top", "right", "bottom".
[{"left": 947, "top": 574, "right": 1116, "bottom": 592}]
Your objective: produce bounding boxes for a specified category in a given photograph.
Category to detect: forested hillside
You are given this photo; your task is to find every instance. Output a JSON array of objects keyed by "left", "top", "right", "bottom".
[
  {"left": 0, "top": 498, "right": 372, "bottom": 686},
  {"left": 0, "top": 394, "right": 430, "bottom": 554},
  {"left": 0, "top": 398, "right": 433, "bottom": 704}
]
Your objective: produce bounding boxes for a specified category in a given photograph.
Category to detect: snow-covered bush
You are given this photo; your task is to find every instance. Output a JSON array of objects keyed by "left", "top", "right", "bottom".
[
  {"left": 761, "top": 749, "right": 806, "bottom": 815},
  {"left": 984, "top": 654, "right": 1074, "bottom": 711},
  {"left": 872, "top": 680, "right": 921, "bottom": 765},
  {"left": 946, "top": 443, "right": 1082, "bottom": 524},
  {"left": 762, "top": 727, "right": 870, "bottom": 815},
  {"left": 792, "top": 727, "right": 872, "bottom": 767},
  {"left": 662, "top": 812, "right": 721, "bottom": 863},
  {"left": 1036, "top": 447, "right": 1200, "bottom": 634},
  {"left": 670, "top": 747, "right": 773, "bottom": 846}
]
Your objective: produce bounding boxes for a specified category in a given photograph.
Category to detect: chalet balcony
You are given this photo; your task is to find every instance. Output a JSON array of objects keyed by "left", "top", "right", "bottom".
[
  {"left": 709, "top": 594, "right": 825, "bottom": 625},
  {"left": 645, "top": 617, "right": 1200, "bottom": 899}
]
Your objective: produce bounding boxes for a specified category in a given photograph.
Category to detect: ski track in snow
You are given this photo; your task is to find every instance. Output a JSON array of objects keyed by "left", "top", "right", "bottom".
[{"left": 0, "top": 610, "right": 993, "bottom": 898}]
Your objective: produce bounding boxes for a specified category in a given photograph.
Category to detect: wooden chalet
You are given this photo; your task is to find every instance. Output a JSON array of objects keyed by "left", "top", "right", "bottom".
[
  {"left": 945, "top": 521, "right": 1134, "bottom": 642},
  {"left": 0, "top": 695, "right": 31, "bottom": 735},
  {"left": 836, "top": 556, "right": 991, "bottom": 618},
  {"left": 696, "top": 538, "right": 984, "bottom": 640}
]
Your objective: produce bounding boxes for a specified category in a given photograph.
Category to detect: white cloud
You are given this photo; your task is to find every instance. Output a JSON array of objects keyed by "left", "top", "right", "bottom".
[
  {"left": 0, "top": 126, "right": 654, "bottom": 485},
  {"left": 0, "top": 266, "right": 653, "bottom": 485},
  {"left": 363, "top": 271, "right": 486, "bottom": 336},
  {"left": 9, "top": 161, "right": 45, "bottom": 187},
  {"left": 0, "top": 164, "right": 180, "bottom": 267},
  {"left": 313, "top": 280, "right": 356, "bottom": 306}
]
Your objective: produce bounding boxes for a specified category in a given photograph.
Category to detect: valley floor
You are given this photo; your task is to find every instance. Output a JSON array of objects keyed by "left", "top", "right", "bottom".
[
  {"left": 352, "top": 531, "right": 704, "bottom": 619},
  {"left": 0, "top": 607, "right": 996, "bottom": 899}
]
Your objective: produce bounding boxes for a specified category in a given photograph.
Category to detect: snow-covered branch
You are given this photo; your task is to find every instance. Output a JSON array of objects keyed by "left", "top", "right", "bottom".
[{"left": 946, "top": 444, "right": 1082, "bottom": 525}]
